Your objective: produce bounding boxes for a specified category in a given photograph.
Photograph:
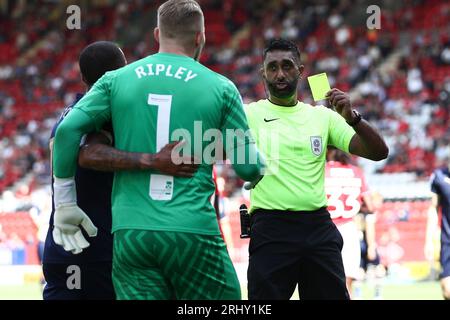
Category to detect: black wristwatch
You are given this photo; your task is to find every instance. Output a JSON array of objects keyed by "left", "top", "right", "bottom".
[{"left": 346, "top": 110, "right": 362, "bottom": 126}]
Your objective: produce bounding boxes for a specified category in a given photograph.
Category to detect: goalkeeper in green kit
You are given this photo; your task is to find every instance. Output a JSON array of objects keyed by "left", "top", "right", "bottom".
[{"left": 51, "top": 0, "right": 264, "bottom": 300}]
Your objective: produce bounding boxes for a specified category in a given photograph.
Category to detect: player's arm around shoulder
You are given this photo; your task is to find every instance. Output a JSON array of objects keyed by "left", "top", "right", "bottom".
[
  {"left": 78, "top": 130, "right": 114, "bottom": 170},
  {"left": 326, "top": 88, "right": 389, "bottom": 161},
  {"left": 78, "top": 133, "right": 199, "bottom": 177}
]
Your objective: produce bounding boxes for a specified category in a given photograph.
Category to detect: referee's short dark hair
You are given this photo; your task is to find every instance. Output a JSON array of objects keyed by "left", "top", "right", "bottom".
[
  {"left": 79, "top": 41, "right": 126, "bottom": 86},
  {"left": 263, "top": 38, "right": 301, "bottom": 63}
]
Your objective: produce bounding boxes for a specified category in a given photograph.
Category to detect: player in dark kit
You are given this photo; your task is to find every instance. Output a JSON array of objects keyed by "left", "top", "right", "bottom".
[
  {"left": 43, "top": 41, "right": 198, "bottom": 300},
  {"left": 425, "top": 165, "right": 450, "bottom": 300}
]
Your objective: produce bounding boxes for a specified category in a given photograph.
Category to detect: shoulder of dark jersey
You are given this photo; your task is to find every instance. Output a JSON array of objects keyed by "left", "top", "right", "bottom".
[
  {"left": 430, "top": 168, "right": 444, "bottom": 186},
  {"left": 50, "top": 94, "right": 84, "bottom": 139},
  {"left": 436, "top": 167, "right": 450, "bottom": 177}
]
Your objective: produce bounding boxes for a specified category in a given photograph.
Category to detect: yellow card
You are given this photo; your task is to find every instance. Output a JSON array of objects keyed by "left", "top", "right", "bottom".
[{"left": 307, "top": 73, "right": 331, "bottom": 101}]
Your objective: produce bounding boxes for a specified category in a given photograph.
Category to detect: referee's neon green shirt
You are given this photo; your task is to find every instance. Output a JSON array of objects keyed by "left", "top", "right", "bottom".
[{"left": 244, "top": 99, "right": 356, "bottom": 212}]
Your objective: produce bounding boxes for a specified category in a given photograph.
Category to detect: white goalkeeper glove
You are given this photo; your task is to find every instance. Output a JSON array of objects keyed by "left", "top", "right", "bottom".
[{"left": 53, "top": 177, "right": 98, "bottom": 254}]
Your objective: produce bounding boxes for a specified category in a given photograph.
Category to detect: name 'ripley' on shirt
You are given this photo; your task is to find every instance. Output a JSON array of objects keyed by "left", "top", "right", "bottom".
[{"left": 134, "top": 63, "right": 198, "bottom": 82}]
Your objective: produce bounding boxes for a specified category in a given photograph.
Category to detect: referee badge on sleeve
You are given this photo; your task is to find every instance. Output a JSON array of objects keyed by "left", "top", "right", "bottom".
[{"left": 310, "top": 136, "right": 323, "bottom": 156}]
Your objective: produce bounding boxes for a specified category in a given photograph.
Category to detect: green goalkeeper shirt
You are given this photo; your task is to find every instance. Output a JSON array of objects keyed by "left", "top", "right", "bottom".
[
  {"left": 244, "top": 99, "right": 356, "bottom": 212},
  {"left": 53, "top": 52, "right": 263, "bottom": 235}
]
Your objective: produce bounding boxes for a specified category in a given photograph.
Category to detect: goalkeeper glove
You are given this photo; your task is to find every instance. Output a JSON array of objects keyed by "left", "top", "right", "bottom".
[{"left": 52, "top": 177, "right": 97, "bottom": 254}]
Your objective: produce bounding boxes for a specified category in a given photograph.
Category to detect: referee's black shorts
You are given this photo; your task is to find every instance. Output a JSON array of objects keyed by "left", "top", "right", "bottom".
[{"left": 247, "top": 207, "right": 349, "bottom": 300}]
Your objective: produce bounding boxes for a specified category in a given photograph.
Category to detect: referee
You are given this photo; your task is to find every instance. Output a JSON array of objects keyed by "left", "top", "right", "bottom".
[{"left": 244, "top": 39, "right": 388, "bottom": 300}]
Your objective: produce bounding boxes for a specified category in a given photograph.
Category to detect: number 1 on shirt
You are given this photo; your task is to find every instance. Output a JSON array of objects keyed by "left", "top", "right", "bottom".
[{"left": 148, "top": 93, "right": 174, "bottom": 200}]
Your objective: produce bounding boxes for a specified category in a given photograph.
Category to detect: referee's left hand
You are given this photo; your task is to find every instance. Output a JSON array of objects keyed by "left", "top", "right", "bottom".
[{"left": 326, "top": 88, "right": 355, "bottom": 123}]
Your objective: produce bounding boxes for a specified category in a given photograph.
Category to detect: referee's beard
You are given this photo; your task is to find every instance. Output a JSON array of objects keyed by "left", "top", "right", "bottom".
[{"left": 266, "top": 77, "right": 299, "bottom": 100}]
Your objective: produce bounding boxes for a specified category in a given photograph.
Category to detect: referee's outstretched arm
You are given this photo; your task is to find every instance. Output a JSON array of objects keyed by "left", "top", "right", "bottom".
[
  {"left": 326, "top": 88, "right": 389, "bottom": 161},
  {"left": 348, "top": 119, "right": 389, "bottom": 161}
]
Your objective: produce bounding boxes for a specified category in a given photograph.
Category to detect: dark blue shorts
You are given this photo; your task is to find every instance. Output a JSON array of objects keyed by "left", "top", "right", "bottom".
[
  {"left": 43, "top": 262, "right": 115, "bottom": 300},
  {"left": 440, "top": 242, "right": 450, "bottom": 279}
]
